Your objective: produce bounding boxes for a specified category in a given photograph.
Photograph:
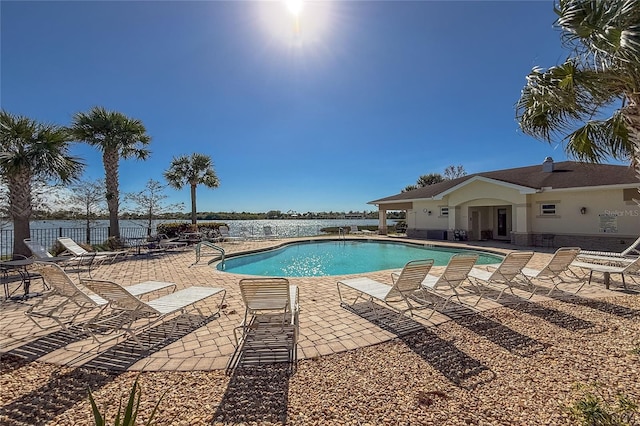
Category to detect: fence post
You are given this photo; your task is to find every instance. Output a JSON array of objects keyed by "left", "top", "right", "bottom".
[{"left": 59, "top": 227, "right": 63, "bottom": 237}]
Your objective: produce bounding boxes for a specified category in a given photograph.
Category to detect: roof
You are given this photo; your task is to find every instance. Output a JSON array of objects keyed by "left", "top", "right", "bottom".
[{"left": 370, "top": 161, "right": 638, "bottom": 204}]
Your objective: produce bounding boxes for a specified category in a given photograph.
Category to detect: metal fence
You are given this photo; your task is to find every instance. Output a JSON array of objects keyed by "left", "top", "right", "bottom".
[
  {"left": 1, "top": 222, "right": 379, "bottom": 258},
  {"left": 1, "top": 226, "right": 148, "bottom": 259}
]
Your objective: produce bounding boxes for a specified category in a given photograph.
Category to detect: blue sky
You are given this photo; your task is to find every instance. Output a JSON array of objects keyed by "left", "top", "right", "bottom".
[{"left": 2, "top": 1, "right": 591, "bottom": 214}]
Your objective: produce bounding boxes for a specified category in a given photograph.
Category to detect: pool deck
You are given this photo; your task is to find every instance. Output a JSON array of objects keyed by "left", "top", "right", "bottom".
[{"left": 0, "top": 235, "right": 625, "bottom": 372}]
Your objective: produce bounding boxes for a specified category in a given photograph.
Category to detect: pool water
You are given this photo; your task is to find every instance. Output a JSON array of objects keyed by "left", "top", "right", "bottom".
[{"left": 217, "top": 240, "right": 503, "bottom": 277}]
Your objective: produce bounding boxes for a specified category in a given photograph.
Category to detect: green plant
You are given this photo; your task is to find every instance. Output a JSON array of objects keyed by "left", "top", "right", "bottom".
[
  {"left": 568, "top": 382, "right": 638, "bottom": 426},
  {"left": 88, "top": 376, "right": 165, "bottom": 426}
]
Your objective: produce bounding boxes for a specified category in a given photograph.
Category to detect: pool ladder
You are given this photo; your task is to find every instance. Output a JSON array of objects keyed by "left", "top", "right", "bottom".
[
  {"left": 193, "top": 241, "right": 225, "bottom": 266},
  {"left": 338, "top": 227, "right": 346, "bottom": 240}
]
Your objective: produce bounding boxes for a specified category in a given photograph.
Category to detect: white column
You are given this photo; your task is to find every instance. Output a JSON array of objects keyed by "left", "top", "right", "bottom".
[{"left": 378, "top": 209, "right": 387, "bottom": 235}]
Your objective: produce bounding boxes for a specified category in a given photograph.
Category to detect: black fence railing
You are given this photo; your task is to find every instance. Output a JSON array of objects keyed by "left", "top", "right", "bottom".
[{"left": 0, "top": 226, "right": 148, "bottom": 259}]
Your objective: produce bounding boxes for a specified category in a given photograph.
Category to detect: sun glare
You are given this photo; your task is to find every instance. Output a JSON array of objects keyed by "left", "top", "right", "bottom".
[
  {"left": 284, "top": 0, "right": 304, "bottom": 17},
  {"left": 256, "top": 1, "right": 332, "bottom": 51}
]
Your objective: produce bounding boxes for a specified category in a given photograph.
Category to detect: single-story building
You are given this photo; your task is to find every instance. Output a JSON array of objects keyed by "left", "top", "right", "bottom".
[{"left": 369, "top": 158, "right": 639, "bottom": 251}]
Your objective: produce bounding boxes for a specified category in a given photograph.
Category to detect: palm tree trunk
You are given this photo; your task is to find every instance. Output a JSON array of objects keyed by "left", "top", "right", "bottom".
[
  {"left": 8, "top": 170, "right": 33, "bottom": 258},
  {"left": 623, "top": 100, "right": 640, "bottom": 206},
  {"left": 103, "top": 149, "right": 121, "bottom": 239},
  {"left": 190, "top": 184, "right": 197, "bottom": 225}
]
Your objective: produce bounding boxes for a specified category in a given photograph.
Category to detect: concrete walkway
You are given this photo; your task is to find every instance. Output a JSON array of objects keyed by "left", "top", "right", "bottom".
[{"left": 0, "top": 236, "right": 623, "bottom": 372}]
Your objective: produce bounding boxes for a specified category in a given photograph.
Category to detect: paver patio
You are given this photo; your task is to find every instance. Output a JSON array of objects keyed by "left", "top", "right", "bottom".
[{"left": 0, "top": 236, "right": 626, "bottom": 372}]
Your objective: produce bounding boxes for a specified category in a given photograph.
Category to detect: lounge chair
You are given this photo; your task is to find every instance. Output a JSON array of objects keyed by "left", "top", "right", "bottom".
[
  {"left": 218, "top": 225, "right": 241, "bottom": 243},
  {"left": 263, "top": 226, "right": 278, "bottom": 240},
  {"left": 156, "top": 234, "right": 188, "bottom": 251},
  {"left": 227, "top": 278, "right": 299, "bottom": 373},
  {"left": 337, "top": 259, "right": 434, "bottom": 323},
  {"left": 57, "top": 236, "right": 127, "bottom": 264},
  {"left": 577, "top": 235, "right": 640, "bottom": 264},
  {"left": 25, "top": 262, "right": 176, "bottom": 332},
  {"left": 521, "top": 247, "right": 583, "bottom": 294},
  {"left": 420, "top": 254, "right": 480, "bottom": 315},
  {"left": 467, "top": 251, "right": 535, "bottom": 301},
  {"left": 81, "top": 279, "right": 225, "bottom": 350},
  {"left": 24, "top": 238, "right": 97, "bottom": 274},
  {"left": 239, "top": 226, "right": 257, "bottom": 241},
  {"left": 349, "top": 225, "right": 363, "bottom": 235},
  {"left": 572, "top": 255, "right": 640, "bottom": 290}
]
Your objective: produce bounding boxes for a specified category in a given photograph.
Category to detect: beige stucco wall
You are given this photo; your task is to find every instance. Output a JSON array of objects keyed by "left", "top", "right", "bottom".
[
  {"left": 447, "top": 180, "right": 526, "bottom": 206},
  {"left": 408, "top": 200, "right": 450, "bottom": 230},
  {"left": 401, "top": 180, "right": 639, "bottom": 241},
  {"left": 530, "top": 188, "right": 639, "bottom": 236}
]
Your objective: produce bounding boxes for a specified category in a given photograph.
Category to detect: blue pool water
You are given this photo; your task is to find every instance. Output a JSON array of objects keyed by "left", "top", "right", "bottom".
[{"left": 217, "top": 240, "right": 503, "bottom": 277}]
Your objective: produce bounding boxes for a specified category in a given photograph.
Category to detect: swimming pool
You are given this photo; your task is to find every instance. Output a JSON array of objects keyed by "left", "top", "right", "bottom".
[{"left": 216, "top": 240, "right": 503, "bottom": 277}]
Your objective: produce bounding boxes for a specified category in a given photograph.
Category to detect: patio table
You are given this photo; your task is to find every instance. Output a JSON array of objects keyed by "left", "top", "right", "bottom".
[{"left": 0, "top": 257, "right": 70, "bottom": 300}]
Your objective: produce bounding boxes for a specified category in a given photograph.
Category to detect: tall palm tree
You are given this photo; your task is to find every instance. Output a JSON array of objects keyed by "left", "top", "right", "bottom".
[
  {"left": 516, "top": 0, "right": 640, "bottom": 195},
  {"left": 0, "top": 110, "right": 84, "bottom": 258},
  {"left": 164, "top": 153, "right": 219, "bottom": 225},
  {"left": 70, "top": 106, "right": 151, "bottom": 240}
]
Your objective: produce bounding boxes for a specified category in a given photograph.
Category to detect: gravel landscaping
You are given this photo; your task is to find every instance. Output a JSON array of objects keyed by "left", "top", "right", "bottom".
[{"left": 1, "top": 294, "right": 639, "bottom": 425}]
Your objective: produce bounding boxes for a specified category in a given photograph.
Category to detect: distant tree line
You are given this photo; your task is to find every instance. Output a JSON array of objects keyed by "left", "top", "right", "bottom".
[{"left": 28, "top": 209, "right": 404, "bottom": 221}]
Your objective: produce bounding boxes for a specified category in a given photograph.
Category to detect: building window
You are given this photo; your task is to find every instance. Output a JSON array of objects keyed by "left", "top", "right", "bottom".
[
  {"left": 540, "top": 204, "right": 556, "bottom": 215},
  {"left": 440, "top": 207, "right": 449, "bottom": 217},
  {"left": 623, "top": 188, "right": 639, "bottom": 201}
]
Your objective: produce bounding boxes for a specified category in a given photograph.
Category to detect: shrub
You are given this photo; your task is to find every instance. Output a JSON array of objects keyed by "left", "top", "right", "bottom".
[
  {"left": 88, "top": 376, "right": 165, "bottom": 426},
  {"left": 156, "top": 222, "right": 226, "bottom": 238},
  {"left": 568, "top": 382, "right": 638, "bottom": 426}
]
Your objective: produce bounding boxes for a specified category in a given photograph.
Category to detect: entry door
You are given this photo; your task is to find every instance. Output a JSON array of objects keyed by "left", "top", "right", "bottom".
[{"left": 497, "top": 208, "right": 507, "bottom": 237}]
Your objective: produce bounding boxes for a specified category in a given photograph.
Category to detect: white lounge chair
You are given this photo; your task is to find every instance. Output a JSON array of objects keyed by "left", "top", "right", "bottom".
[
  {"left": 421, "top": 254, "right": 480, "bottom": 314},
  {"left": 467, "top": 251, "right": 535, "bottom": 301},
  {"left": 26, "top": 262, "right": 176, "bottom": 332},
  {"left": 156, "top": 234, "right": 188, "bottom": 251},
  {"left": 577, "top": 236, "right": 640, "bottom": 264},
  {"left": 349, "top": 225, "right": 363, "bottom": 235},
  {"left": 81, "top": 279, "right": 226, "bottom": 350},
  {"left": 521, "top": 247, "right": 583, "bottom": 294},
  {"left": 218, "top": 226, "right": 242, "bottom": 243},
  {"left": 24, "top": 238, "right": 97, "bottom": 274},
  {"left": 572, "top": 256, "right": 640, "bottom": 290},
  {"left": 227, "top": 277, "right": 299, "bottom": 373},
  {"left": 337, "top": 259, "right": 434, "bottom": 322},
  {"left": 263, "top": 226, "right": 278, "bottom": 240},
  {"left": 57, "top": 236, "right": 127, "bottom": 264}
]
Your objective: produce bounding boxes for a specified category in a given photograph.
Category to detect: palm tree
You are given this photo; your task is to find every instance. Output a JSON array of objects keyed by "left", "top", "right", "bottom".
[
  {"left": 70, "top": 106, "right": 151, "bottom": 240},
  {"left": 516, "top": 0, "right": 640, "bottom": 195},
  {"left": 164, "top": 153, "right": 219, "bottom": 225},
  {"left": 0, "top": 110, "right": 84, "bottom": 258}
]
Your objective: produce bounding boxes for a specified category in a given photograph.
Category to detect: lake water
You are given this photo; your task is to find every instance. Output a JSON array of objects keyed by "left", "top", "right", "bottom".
[{"left": 0, "top": 218, "right": 397, "bottom": 257}]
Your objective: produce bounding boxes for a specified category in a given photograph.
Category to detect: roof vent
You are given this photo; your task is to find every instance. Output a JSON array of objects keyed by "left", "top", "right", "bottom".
[{"left": 542, "top": 156, "right": 554, "bottom": 173}]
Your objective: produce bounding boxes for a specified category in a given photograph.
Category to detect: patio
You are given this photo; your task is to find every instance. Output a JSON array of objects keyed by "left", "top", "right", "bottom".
[{"left": 0, "top": 236, "right": 629, "bottom": 372}]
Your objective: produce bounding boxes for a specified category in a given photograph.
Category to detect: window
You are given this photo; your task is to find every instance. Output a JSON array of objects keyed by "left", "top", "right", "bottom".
[
  {"left": 440, "top": 207, "right": 449, "bottom": 217},
  {"left": 540, "top": 204, "right": 556, "bottom": 215},
  {"left": 623, "top": 188, "right": 639, "bottom": 201}
]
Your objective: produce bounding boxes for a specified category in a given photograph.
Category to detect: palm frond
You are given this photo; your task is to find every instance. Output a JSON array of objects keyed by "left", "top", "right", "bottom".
[
  {"left": 564, "top": 111, "right": 633, "bottom": 162},
  {"left": 556, "top": 0, "right": 640, "bottom": 65}
]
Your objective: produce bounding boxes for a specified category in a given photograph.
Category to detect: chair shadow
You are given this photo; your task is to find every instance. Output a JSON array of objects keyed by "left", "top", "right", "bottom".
[
  {"left": 213, "top": 364, "right": 290, "bottom": 424},
  {"left": 548, "top": 289, "right": 640, "bottom": 319},
  {"left": 0, "top": 366, "right": 116, "bottom": 425},
  {"left": 472, "top": 287, "right": 595, "bottom": 332},
  {"left": 416, "top": 293, "right": 549, "bottom": 357},
  {"left": 343, "top": 302, "right": 495, "bottom": 390},
  {"left": 0, "top": 353, "right": 31, "bottom": 376},
  {"left": 82, "top": 313, "right": 218, "bottom": 371},
  {"left": 7, "top": 324, "right": 93, "bottom": 361},
  {"left": 7, "top": 313, "right": 218, "bottom": 372},
  {"left": 446, "top": 309, "right": 549, "bottom": 358}
]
